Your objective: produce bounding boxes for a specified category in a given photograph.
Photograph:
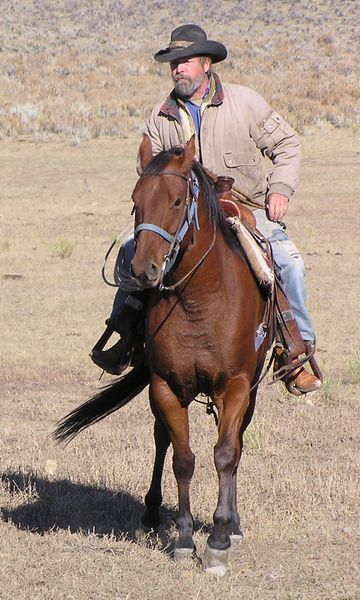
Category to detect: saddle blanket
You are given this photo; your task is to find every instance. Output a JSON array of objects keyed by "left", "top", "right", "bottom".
[{"left": 227, "top": 216, "right": 274, "bottom": 294}]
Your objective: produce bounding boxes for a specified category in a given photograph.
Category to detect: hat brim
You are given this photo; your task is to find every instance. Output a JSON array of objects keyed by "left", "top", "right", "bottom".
[{"left": 154, "top": 41, "right": 227, "bottom": 64}]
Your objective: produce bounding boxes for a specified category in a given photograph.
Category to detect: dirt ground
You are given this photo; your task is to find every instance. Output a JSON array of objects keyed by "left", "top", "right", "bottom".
[{"left": 0, "top": 128, "right": 359, "bottom": 599}]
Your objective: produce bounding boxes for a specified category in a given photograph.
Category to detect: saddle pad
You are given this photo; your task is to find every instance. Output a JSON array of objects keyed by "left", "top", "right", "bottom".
[{"left": 228, "top": 216, "right": 274, "bottom": 294}]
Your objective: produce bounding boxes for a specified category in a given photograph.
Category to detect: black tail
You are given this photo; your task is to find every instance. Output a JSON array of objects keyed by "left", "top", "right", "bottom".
[{"left": 54, "top": 364, "right": 150, "bottom": 444}]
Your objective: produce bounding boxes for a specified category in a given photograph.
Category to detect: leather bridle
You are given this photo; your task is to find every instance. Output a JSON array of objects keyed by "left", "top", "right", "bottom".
[{"left": 134, "top": 170, "right": 216, "bottom": 292}]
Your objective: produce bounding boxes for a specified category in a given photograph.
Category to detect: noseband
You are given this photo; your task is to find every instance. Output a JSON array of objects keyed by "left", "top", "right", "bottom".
[{"left": 134, "top": 170, "right": 204, "bottom": 290}]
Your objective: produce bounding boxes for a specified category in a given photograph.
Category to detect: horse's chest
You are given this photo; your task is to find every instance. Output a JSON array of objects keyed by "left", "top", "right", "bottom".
[
  {"left": 147, "top": 300, "right": 220, "bottom": 394},
  {"left": 152, "top": 297, "right": 213, "bottom": 350}
]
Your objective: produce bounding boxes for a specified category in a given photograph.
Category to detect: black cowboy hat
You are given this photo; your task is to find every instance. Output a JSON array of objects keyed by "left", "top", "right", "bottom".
[{"left": 154, "top": 24, "right": 227, "bottom": 64}]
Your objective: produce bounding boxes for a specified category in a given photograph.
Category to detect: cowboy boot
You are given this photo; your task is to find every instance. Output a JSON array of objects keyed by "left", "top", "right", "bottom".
[
  {"left": 90, "top": 292, "right": 146, "bottom": 375},
  {"left": 273, "top": 344, "right": 322, "bottom": 396},
  {"left": 285, "top": 342, "right": 322, "bottom": 396},
  {"left": 285, "top": 365, "right": 322, "bottom": 396}
]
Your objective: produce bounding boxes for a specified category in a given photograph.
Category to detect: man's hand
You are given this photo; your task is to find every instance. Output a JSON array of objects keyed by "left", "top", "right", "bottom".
[{"left": 266, "top": 193, "right": 289, "bottom": 222}]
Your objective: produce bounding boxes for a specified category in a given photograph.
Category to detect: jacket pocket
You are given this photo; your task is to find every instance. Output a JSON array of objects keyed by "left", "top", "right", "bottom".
[{"left": 224, "top": 151, "right": 257, "bottom": 169}]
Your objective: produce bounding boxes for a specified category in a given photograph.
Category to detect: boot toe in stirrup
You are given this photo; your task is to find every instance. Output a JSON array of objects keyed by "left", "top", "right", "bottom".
[
  {"left": 287, "top": 367, "right": 322, "bottom": 396},
  {"left": 89, "top": 349, "right": 130, "bottom": 376}
]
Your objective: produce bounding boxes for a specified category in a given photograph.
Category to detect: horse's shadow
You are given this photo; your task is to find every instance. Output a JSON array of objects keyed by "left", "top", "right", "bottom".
[{"left": 1, "top": 470, "right": 211, "bottom": 550}]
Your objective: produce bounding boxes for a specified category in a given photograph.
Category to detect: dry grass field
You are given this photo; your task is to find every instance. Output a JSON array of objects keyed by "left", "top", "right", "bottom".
[{"left": 1, "top": 2, "right": 360, "bottom": 599}]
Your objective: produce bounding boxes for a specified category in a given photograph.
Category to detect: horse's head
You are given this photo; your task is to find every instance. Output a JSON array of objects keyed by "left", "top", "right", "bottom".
[{"left": 131, "top": 136, "right": 198, "bottom": 288}]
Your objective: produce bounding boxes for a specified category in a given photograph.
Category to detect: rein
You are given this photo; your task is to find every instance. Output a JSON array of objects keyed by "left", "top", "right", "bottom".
[
  {"left": 134, "top": 169, "right": 216, "bottom": 292},
  {"left": 160, "top": 224, "right": 216, "bottom": 292}
]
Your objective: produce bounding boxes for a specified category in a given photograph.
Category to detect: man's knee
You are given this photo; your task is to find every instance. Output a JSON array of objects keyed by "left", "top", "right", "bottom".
[{"left": 273, "top": 239, "right": 305, "bottom": 283}]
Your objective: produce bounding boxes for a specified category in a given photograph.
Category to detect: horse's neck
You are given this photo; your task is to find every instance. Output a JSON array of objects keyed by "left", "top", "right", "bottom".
[
  {"left": 174, "top": 225, "right": 235, "bottom": 300},
  {"left": 173, "top": 205, "right": 215, "bottom": 272}
]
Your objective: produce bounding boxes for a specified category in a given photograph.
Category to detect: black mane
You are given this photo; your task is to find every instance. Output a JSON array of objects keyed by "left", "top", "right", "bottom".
[
  {"left": 141, "top": 147, "right": 240, "bottom": 251},
  {"left": 141, "top": 146, "right": 184, "bottom": 177}
]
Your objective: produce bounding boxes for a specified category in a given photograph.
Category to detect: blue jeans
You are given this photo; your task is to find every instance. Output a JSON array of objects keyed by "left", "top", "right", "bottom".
[{"left": 254, "top": 209, "right": 314, "bottom": 342}]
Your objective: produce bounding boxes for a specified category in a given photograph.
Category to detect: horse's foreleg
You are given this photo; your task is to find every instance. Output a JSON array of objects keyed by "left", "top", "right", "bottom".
[
  {"left": 205, "top": 376, "right": 250, "bottom": 575},
  {"left": 172, "top": 433, "right": 196, "bottom": 559},
  {"left": 228, "top": 387, "right": 257, "bottom": 541},
  {"left": 151, "top": 375, "right": 195, "bottom": 559},
  {"left": 142, "top": 408, "right": 171, "bottom": 530},
  {"left": 228, "top": 463, "right": 242, "bottom": 540}
]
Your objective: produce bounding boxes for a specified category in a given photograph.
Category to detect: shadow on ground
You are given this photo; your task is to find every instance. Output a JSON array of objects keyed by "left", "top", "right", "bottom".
[{"left": 1, "top": 470, "right": 211, "bottom": 548}]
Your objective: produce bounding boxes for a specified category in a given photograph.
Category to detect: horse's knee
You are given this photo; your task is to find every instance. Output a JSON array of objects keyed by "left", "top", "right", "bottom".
[{"left": 214, "top": 441, "right": 237, "bottom": 474}]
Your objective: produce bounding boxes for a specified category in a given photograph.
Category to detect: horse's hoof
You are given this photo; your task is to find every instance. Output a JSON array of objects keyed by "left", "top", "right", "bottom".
[
  {"left": 203, "top": 543, "right": 229, "bottom": 576},
  {"left": 173, "top": 546, "right": 196, "bottom": 562}
]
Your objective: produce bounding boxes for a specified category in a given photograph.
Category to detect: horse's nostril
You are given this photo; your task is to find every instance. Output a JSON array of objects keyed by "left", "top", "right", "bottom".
[
  {"left": 146, "top": 262, "right": 160, "bottom": 281},
  {"left": 131, "top": 259, "right": 160, "bottom": 285}
]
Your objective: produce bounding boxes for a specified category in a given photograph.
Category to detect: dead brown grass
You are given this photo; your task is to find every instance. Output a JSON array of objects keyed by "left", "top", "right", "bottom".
[
  {"left": 1, "top": 128, "right": 359, "bottom": 599},
  {"left": 0, "top": 0, "right": 359, "bottom": 140}
]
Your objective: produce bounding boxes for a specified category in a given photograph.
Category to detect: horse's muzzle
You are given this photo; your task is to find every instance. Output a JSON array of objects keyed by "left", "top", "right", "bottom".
[{"left": 131, "top": 259, "right": 161, "bottom": 288}]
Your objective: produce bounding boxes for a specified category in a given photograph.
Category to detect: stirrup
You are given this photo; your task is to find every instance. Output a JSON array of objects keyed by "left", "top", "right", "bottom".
[
  {"left": 90, "top": 345, "right": 132, "bottom": 375},
  {"left": 272, "top": 342, "right": 323, "bottom": 396},
  {"left": 90, "top": 332, "right": 133, "bottom": 375},
  {"left": 91, "top": 320, "right": 114, "bottom": 353}
]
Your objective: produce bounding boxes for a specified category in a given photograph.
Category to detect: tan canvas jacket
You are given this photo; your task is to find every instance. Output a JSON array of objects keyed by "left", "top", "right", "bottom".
[{"left": 139, "top": 74, "right": 301, "bottom": 209}]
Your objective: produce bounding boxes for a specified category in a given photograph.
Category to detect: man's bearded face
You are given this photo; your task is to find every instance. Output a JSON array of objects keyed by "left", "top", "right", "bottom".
[{"left": 170, "top": 57, "right": 209, "bottom": 99}]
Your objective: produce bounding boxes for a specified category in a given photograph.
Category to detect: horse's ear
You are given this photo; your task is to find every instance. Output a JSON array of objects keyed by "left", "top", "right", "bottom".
[
  {"left": 138, "top": 135, "right": 153, "bottom": 170},
  {"left": 180, "top": 135, "right": 196, "bottom": 171}
]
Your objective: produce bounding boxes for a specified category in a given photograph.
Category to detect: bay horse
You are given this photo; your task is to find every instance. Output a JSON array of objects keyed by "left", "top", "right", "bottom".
[{"left": 55, "top": 136, "right": 271, "bottom": 575}]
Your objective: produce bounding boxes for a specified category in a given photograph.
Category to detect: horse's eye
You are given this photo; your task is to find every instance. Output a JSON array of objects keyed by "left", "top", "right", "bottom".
[{"left": 174, "top": 197, "right": 182, "bottom": 207}]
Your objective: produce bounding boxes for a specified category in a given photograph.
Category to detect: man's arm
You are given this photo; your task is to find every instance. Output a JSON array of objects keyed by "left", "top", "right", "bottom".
[{"left": 248, "top": 90, "right": 301, "bottom": 219}]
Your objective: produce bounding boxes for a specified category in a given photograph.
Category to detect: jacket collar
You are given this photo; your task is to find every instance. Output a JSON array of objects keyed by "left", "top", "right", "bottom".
[{"left": 158, "top": 73, "right": 224, "bottom": 122}]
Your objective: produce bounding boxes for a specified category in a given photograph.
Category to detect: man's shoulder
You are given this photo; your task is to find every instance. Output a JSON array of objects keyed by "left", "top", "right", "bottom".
[
  {"left": 152, "top": 100, "right": 166, "bottom": 114},
  {"left": 221, "top": 81, "right": 266, "bottom": 104},
  {"left": 150, "top": 93, "right": 180, "bottom": 121}
]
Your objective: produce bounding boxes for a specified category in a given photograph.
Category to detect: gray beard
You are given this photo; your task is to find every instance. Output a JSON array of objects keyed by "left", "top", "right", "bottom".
[{"left": 173, "top": 72, "right": 207, "bottom": 100}]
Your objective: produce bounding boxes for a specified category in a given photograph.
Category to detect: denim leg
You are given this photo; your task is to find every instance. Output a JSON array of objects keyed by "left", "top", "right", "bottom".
[
  {"left": 271, "top": 239, "right": 314, "bottom": 342},
  {"left": 254, "top": 209, "right": 315, "bottom": 342},
  {"left": 110, "top": 290, "right": 129, "bottom": 321},
  {"left": 110, "top": 235, "right": 136, "bottom": 321}
]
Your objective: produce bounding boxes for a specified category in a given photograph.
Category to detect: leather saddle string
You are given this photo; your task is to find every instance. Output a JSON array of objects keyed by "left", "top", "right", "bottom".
[{"left": 249, "top": 240, "right": 277, "bottom": 392}]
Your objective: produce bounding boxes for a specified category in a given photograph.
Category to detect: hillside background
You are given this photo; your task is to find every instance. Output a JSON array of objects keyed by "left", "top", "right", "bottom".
[{"left": 1, "top": 0, "right": 359, "bottom": 140}]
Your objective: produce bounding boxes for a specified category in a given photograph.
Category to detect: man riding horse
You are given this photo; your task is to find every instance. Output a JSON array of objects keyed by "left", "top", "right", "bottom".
[{"left": 90, "top": 24, "right": 321, "bottom": 395}]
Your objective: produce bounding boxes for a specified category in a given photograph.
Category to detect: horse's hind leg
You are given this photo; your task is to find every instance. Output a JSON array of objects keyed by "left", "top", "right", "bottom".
[{"left": 141, "top": 407, "right": 171, "bottom": 530}]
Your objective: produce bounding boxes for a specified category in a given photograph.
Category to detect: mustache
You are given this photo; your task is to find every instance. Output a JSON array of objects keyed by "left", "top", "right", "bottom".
[{"left": 173, "top": 75, "right": 191, "bottom": 83}]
